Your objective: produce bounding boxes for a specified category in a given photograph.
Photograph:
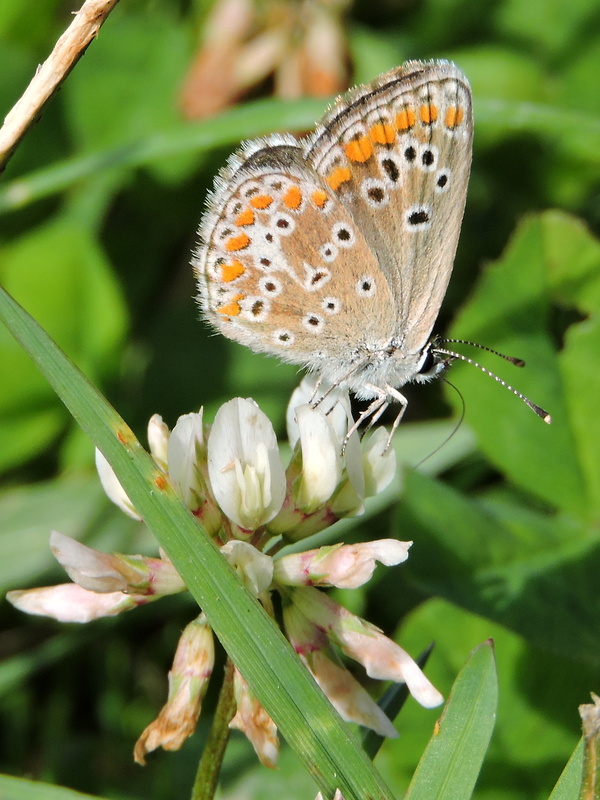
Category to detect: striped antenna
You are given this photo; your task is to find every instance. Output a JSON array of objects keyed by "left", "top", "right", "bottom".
[{"left": 432, "top": 340, "right": 551, "bottom": 424}]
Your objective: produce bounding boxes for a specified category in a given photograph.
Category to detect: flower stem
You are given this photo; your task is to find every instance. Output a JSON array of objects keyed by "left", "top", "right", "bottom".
[
  {"left": 580, "top": 693, "right": 600, "bottom": 799},
  {"left": 191, "top": 658, "right": 236, "bottom": 800}
]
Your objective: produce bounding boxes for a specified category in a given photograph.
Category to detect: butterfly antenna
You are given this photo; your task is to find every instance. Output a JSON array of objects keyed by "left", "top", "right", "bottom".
[
  {"left": 432, "top": 345, "right": 552, "bottom": 424},
  {"left": 413, "top": 380, "right": 466, "bottom": 470},
  {"left": 438, "top": 338, "right": 526, "bottom": 367}
]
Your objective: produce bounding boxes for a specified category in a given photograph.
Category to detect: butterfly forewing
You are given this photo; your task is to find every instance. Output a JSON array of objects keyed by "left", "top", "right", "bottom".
[{"left": 306, "top": 61, "right": 473, "bottom": 356}]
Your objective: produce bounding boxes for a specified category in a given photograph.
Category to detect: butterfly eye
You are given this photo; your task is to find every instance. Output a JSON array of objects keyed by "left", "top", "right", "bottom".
[{"left": 417, "top": 347, "right": 435, "bottom": 375}]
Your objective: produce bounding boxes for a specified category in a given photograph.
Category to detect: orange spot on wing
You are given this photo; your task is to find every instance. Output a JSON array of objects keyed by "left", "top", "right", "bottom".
[
  {"left": 327, "top": 167, "right": 352, "bottom": 191},
  {"left": 221, "top": 260, "right": 245, "bottom": 282},
  {"left": 283, "top": 185, "right": 302, "bottom": 209},
  {"left": 420, "top": 103, "right": 438, "bottom": 124},
  {"left": 395, "top": 108, "right": 416, "bottom": 130},
  {"left": 369, "top": 122, "right": 395, "bottom": 145},
  {"left": 225, "top": 233, "right": 251, "bottom": 252},
  {"left": 445, "top": 106, "right": 464, "bottom": 128},
  {"left": 250, "top": 194, "right": 273, "bottom": 209},
  {"left": 235, "top": 208, "right": 255, "bottom": 226},
  {"left": 345, "top": 136, "right": 373, "bottom": 163},
  {"left": 312, "top": 189, "right": 328, "bottom": 207},
  {"left": 217, "top": 294, "right": 244, "bottom": 317}
]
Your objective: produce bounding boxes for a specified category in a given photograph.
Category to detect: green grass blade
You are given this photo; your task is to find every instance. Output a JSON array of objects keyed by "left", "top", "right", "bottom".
[
  {"left": 405, "top": 640, "right": 497, "bottom": 800},
  {"left": 547, "top": 738, "right": 584, "bottom": 800},
  {"left": 0, "top": 286, "right": 395, "bottom": 800}
]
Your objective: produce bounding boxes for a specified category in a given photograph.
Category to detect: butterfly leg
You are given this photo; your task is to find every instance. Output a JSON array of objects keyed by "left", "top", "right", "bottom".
[
  {"left": 342, "top": 384, "right": 389, "bottom": 453},
  {"left": 308, "top": 374, "right": 324, "bottom": 405},
  {"left": 384, "top": 384, "right": 410, "bottom": 450}
]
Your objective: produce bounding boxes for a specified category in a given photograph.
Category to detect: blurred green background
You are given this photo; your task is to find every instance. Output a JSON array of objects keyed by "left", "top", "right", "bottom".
[{"left": 1, "top": 0, "right": 599, "bottom": 798}]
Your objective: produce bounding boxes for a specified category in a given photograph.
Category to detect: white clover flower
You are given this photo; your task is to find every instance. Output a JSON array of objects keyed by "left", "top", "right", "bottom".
[
  {"left": 7, "top": 382, "right": 442, "bottom": 769},
  {"left": 286, "top": 374, "right": 354, "bottom": 449},
  {"left": 49, "top": 530, "right": 185, "bottom": 596},
  {"left": 304, "top": 650, "right": 398, "bottom": 739},
  {"left": 134, "top": 614, "right": 214, "bottom": 765},
  {"left": 207, "top": 398, "right": 286, "bottom": 531}
]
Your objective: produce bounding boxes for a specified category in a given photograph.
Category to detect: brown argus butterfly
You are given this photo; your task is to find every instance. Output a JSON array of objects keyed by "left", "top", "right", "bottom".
[{"left": 193, "top": 60, "right": 549, "bottom": 438}]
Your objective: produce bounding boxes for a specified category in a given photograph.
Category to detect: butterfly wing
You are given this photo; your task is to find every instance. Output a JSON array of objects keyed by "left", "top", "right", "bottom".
[
  {"left": 194, "top": 137, "right": 397, "bottom": 373},
  {"left": 307, "top": 60, "right": 473, "bottom": 359}
]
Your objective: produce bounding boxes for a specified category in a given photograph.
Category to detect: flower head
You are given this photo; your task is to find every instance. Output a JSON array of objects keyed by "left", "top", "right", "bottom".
[{"left": 7, "top": 380, "right": 441, "bottom": 767}]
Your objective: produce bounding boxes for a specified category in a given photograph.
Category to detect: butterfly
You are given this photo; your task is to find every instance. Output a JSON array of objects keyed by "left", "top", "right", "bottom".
[{"left": 193, "top": 60, "right": 549, "bottom": 438}]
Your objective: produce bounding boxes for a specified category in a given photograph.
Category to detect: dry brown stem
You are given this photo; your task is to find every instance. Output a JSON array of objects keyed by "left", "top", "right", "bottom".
[{"left": 0, "top": 0, "right": 120, "bottom": 174}]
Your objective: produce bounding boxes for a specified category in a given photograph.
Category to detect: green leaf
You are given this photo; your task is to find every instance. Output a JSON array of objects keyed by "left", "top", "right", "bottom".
[
  {"left": 0, "top": 287, "right": 395, "bottom": 800},
  {"left": 0, "top": 475, "right": 102, "bottom": 593},
  {"left": 400, "top": 471, "right": 600, "bottom": 662},
  {"left": 0, "top": 217, "right": 128, "bottom": 471},
  {"left": 495, "top": 0, "right": 597, "bottom": 58},
  {"left": 447, "top": 211, "right": 600, "bottom": 518},
  {"left": 456, "top": 46, "right": 547, "bottom": 103},
  {"left": 0, "top": 773, "right": 110, "bottom": 800},
  {"left": 405, "top": 640, "right": 497, "bottom": 799},
  {"left": 384, "top": 599, "right": 585, "bottom": 798},
  {"left": 0, "top": 406, "right": 65, "bottom": 473}
]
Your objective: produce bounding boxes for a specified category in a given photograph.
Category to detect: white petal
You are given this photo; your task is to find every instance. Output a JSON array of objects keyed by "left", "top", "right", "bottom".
[
  {"left": 134, "top": 614, "right": 214, "bottom": 764},
  {"left": 147, "top": 414, "right": 170, "bottom": 472},
  {"left": 286, "top": 376, "right": 319, "bottom": 447},
  {"left": 6, "top": 584, "right": 139, "bottom": 622},
  {"left": 361, "top": 539, "right": 412, "bottom": 567},
  {"left": 220, "top": 541, "right": 273, "bottom": 595},
  {"left": 207, "top": 398, "right": 286, "bottom": 529},
  {"left": 339, "top": 629, "right": 444, "bottom": 709},
  {"left": 230, "top": 667, "right": 279, "bottom": 768},
  {"left": 306, "top": 651, "right": 398, "bottom": 738},
  {"left": 362, "top": 427, "right": 397, "bottom": 496},
  {"left": 168, "top": 411, "right": 205, "bottom": 506},
  {"left": 295, "top": 404, "right": 341, "bottom": 511},
  {"left": 50, "top": 530, "right": 127, "bottom": 592},
  {"left": 95, "top": 448, "right": 141, "bottom": 520},
  {"left": 293, "top": 586, "right": 443, "bottom": 708},
  {"left": 286, "top": 376, "right": 353, "bottom": 449},
  {"left": 343, "top": 422, "right": 365, "bottom": 501}
]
